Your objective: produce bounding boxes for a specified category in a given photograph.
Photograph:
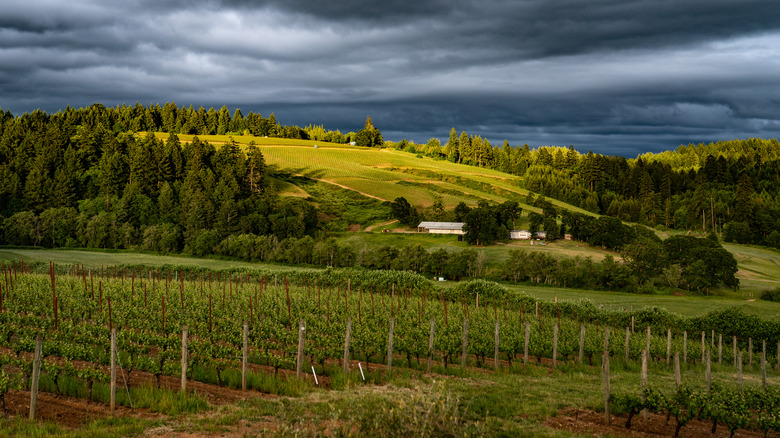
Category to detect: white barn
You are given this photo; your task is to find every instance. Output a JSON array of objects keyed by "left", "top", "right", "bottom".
[
  {"left": 510, "top": 230, "right": 532, "bottom": 240},
  {"left": 417, "top": 221, "right": 465, "bottom": 235}
]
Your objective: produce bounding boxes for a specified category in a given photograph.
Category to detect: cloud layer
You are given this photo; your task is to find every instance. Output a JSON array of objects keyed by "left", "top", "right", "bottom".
[{"left": 2, "top": 0, "right": 779, "bottom": 155}]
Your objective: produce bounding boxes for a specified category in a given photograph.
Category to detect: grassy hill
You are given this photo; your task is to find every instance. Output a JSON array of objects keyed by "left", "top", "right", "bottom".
[{"left": 150, "top": 133, "right": 596, "bottom": 228}]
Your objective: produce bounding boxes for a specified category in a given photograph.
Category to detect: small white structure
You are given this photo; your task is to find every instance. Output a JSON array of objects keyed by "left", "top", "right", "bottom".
[
  {"left": 417, "top": 221, "right": 465, "bottom": 235},
  {"left": 534, "top": 231, "right": 547, "bottom": 239},
  {"left": 510, "top": 230, "right": 532, "bottom": 240}
]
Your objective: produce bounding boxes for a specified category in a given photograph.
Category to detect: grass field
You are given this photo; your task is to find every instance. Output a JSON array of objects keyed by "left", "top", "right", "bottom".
[{"left": 149, "top": 133, "right": 598, "bottom": 220}]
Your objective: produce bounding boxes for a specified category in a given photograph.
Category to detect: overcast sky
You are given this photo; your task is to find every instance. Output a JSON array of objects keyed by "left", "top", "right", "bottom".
[{"left": 1, "top": 0, "right": 779, "bottom": 156}]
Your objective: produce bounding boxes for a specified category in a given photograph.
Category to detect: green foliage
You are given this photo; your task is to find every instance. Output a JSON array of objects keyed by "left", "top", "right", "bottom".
[
  {"left": 345, "top": 383, "right": 482, "bottom": 437},
  {"left": 354, "top": 116, "right": 383, "bottom": 148},
  {"left": 760, "top": 287, "right": 780, "bottom": 302},
  {"left": 462, "top": 201, "right": 520, "bottom": 246},
  {"left": 390, "top": 197, "right": 419, "bottom": 226}
]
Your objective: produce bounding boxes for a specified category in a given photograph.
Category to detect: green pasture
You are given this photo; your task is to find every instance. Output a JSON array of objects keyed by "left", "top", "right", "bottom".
[{"left": 151, "top": 133, "right": 599, "bottom": 218}]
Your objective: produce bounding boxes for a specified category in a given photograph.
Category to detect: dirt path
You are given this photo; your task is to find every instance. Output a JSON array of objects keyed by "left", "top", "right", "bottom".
[{"left": 364, "top": 219, "right": 399, "bottom": 232}]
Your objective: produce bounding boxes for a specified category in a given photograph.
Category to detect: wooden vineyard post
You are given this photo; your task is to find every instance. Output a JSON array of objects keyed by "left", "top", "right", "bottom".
[
  {"left": 706, "top": 348, "right": 711, "bottom": 393},
  {"left": 343, "top": 319, "right": 352, "bottom": 375},
  {"left": 578, "top": 324, "right": 585, "bottom": 366},
  {"left": 551, "top": 323, "right": 558, "bottom": 370},
  {"left": 645, "top": 326, "right": 651, "bottom": 361},
  {"left": 427, "top": 318, "right": 435, "bottom": 374},
  {"left": 29, "top": 335, "right": 43, "bottom": 420},
  {"left": 674, "top": 351, "right": 681, "bottom": 390},
  {"left": 461, "top": 318, "right": 468, "bottom": 368},
  {"left": 181, "top": 326, "right": 188, "bottom": 393},
  {"left": 110, "top": 328, "right": 117, "bottom": 411},
  {"left": 495, "top": 320, "right": 501, "bottom": 370},
  {"left": 738, "top": 351, "right": 743, "bottom": 391},
  {"left": 624, "top": 327, "right": 630, "bottom": 363},
  {"left": 387, "top": 318, "right": 394, "bottom": 374},
  {"left": 641, "top": 349, "right": 648, "bottom": 419},
  {"left": 631, "top": 315, "right": 634, "bottom": 333},
  {"left": 603, "top": 327, "right": 610, "bottom": 356},
  {"left": 242, "top": 322, "right": 248, "bottom": 391},
  {"left": 602, "top": 352, "right": 610, "bottom": 426},
  {"left": 683, "top": 331, "right": 688, "bottom": 364},
  {"left": 297, "top": 320, "right": 305, "bottom": 379},
  {"left": 524, "top": 321, "right": 530, "bottom": 366},
  {"left": 701, "top": 331, "right": 705, "bottom": 364},
  {"left": 749, "top": 338, "right": 753, "bottom": 367},
  {"left": 718, "top": 334, "right": 723, "bottom": 365},
  {"left": 734, "top": 336, "right": 738, "bottom": 368},
  {"left": 666, "top": 328, "right": 671, "bottom": 365},
  {"left": 761, "top": 340, "right": 767, "bottom": 391}
]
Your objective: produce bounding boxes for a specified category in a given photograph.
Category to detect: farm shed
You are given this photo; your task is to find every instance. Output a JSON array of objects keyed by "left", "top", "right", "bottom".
[
  {"left": 417, "top": 221, "right": 465, "bottom": 235},
  {"left": 510, "top": 230, "right": 532, "bottom": 240}
]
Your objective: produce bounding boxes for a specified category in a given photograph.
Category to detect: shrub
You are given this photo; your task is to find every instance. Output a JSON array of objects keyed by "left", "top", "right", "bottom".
[{"left": 760, "top": 287, "right": 780, "bottom": 303}]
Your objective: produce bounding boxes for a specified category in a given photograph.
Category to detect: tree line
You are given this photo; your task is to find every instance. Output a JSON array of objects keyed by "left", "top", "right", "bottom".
[{"left": 0, "top": 105, "right": 324, "bottom": 254}]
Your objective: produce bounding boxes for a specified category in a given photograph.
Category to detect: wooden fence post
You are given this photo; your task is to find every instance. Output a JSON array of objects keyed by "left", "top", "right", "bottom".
[
  {"left": 242, "top": 322, "right": 248, "bottom": 391},
  {"left": 701, "top": 331, "right": 705, "bottom": 364},
  {"left": 29, "top": 335, "right": 43, "bottom": 420},
  {"left": 462, "top": 318, "right": 468, "bottom": 368},
  {"left": 738, "top": 351, "right": 743, "bottom": 391},
  {"left": 110, "top": 328, "right": 117, "bottom": 411},
  {"left": 427, "top": 318, "right": 435, "bottom": 374},
  {"left": 387, "top": 318, "right": 394, "bottom": 373},
  {"left": 550, "top": 323, "right": 558, "bottom": 369},
  {"left": 625, "top": 326, "right": 630, "bottom": 363},
  {"left": 343, "top": 319, "right": 352, "bottom": 375},
  {"left": 602, "top": 352, "right": 610, "bottom": 426},
  {"left": 297, "top": 320, "right": 305, "bottom": 379},
  {"left": 762, "top": 340, "right": 767, "bottom": 391},
  {"left": 674, "top": 351, "right": 681, "bottom": 390},
  {"left": 645, "top": 326, "right": 651, "bottom": 361},
  {"left": 181, "top": 326, "right": 188, "bottom": 393},
  {"left": 495, "top": 320, "right": 501, "bottom": 370},
  {"left": 706, "top": 348, "right": 711, "bottom": 393},
  {"left": 641, "top": 349, "right": 648, "bottom": 419},
  {"left": 524, "top": 321, "right": 530, "bottom": 366}
]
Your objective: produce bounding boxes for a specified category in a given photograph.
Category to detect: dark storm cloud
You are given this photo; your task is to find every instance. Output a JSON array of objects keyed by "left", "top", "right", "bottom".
[{"left": 1, "top": 0, "right": 779, "bottom": 155}]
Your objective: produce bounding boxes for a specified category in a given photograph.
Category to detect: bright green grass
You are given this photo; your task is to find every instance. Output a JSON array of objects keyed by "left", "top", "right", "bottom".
[
  {"left": 335, "top": 232, "right": 619, "bottom": 265},
  {"left": 0, "top": 247, "right": 292, "bottom": 272},
  {"left": 722, "top": 243, "right": 780, "bottom": 291},
  {"left": 505, "top": 282, "right": 780, "bottom": 319},
  {"left": 151, "top": 133, "right": 597, "bottom": 216}
]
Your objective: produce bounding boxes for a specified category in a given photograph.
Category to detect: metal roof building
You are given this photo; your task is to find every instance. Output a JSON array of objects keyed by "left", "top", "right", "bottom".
[{"left": 417, "top": 221, "right": 465, "bottom": 235}]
